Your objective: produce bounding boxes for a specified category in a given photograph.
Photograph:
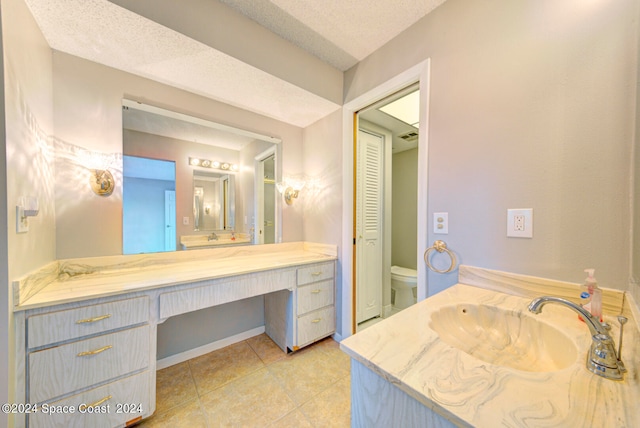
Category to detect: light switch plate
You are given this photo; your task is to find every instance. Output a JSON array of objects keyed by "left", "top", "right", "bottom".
[
  {"left": 16, "top": 206, "right": 28, "bottom": 233},
  {"left": 507, "top": 208, "right": 533, "bottom": 238}
]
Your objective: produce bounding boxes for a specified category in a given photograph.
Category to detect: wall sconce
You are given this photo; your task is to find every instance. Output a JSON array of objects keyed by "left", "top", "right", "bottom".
[
  {"left": 16, "top": 196, "right": 39, "bottom": 233},
  {"left": 276, "top": 178, "right": 305, "bottom": 205},
  {"left": 90, "top": 169, "right": 115, "bottom": 196},
  {"left": 189, "top": 157, "right": 238, "bottom": 172}
]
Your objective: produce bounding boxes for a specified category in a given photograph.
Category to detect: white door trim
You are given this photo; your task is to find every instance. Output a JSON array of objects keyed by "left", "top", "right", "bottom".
[{"left": 341, "top": 59, "right": 431, "bottom": 338}]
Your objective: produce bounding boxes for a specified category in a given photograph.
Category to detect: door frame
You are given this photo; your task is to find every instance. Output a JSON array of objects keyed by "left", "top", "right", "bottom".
[{"left": 340, "top": 59, "right": 431, "bottom": 338}]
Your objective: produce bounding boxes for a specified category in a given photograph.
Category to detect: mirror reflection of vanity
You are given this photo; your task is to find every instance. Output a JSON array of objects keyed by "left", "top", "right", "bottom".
[
  {"left": 192, "top": 170, "right": 234, "bottom": 232},
  {"left": 122, "top": 100, "right": 282, "bottom": 253}
]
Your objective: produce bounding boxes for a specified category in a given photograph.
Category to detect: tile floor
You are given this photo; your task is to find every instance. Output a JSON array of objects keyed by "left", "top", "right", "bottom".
[{"left": 137, "top": 334, "right": 351, "bottom": 427}]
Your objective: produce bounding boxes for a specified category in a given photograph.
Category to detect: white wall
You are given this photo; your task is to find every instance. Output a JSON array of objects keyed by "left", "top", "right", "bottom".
[{"left": 345, "top": 0, "right": 639, "bottom": 296}]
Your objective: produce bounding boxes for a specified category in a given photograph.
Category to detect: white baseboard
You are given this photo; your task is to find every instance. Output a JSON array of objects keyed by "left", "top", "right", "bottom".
[
  {"left": 383, "top": 304, "right": 393, "bottom": 318},
  {"left": 156, "top": 326, "right": 265, "bottom": 370}
]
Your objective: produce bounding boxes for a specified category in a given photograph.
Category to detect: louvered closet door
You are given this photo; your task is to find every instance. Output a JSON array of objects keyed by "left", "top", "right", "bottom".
[{"left": 356, "top": 129, "right": 384, "bottom": 323}]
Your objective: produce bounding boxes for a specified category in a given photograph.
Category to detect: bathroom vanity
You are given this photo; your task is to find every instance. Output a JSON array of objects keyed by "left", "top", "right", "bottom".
[
  {"left": 12, "top": 242, "right": 336, "bottom": 428},
  {"left": 341, "top": 266, "right": 640, "bottom": 427}
]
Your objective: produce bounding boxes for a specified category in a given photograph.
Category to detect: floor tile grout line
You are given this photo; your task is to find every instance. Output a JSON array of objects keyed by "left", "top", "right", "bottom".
[{"left": 148, "top": 336, "right": 349, "bottom": 427}]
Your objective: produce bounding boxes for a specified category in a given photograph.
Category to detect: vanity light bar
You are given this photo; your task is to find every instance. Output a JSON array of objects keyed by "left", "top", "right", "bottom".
[{"left": 189, "top": 157, "right": 239, "bottom": 172}]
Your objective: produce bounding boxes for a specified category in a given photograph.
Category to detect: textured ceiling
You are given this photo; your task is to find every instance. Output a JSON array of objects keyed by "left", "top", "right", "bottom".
[
  {"left": 25, "top": 0, "right": 446, "bottom": 127},
  {"left": 220, "top": 0, "right": 447, "bottom": 71}
]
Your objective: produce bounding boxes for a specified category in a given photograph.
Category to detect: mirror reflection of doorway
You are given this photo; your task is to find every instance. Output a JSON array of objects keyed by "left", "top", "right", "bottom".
[
  {"left": 262, "top": 155, "right": 276, "bottom": 244},
  {"left": 123, "top": 155, "right": 176, "bottom": 254}
]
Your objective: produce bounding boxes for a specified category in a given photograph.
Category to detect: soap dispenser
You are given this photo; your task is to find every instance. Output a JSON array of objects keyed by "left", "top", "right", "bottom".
[{"left": 583, "top": 268, "right": 603, "bottom": 322}]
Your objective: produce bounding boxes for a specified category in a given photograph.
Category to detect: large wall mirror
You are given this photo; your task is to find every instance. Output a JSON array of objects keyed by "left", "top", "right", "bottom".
[{"left": 122, "top": 100, "right": 282, "bottom": 253}]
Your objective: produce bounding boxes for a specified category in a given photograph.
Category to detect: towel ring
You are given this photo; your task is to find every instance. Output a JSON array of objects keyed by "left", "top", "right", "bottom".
[{"left": 424, "top": 240, "right": 457, "bottom": 274}]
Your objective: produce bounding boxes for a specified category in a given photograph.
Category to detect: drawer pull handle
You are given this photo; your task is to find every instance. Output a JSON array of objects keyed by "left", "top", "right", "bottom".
[
  {"left": 76, "top": 314, "right": 112, "bottom": 324},
  {"left": 311, "top": 272, "right": 322, "bottom": 276},
  {"left": 83, "top": 395, "right": 112, "bottom": 410},
  {"left": 311, "top": 289, "right": 322, "bottom": 294},
  {"left": 77, "top": 345, "right": 112, "bottom": 357},
  {"left": 311, "top": 318, "right": 322, "bottom": 323}
]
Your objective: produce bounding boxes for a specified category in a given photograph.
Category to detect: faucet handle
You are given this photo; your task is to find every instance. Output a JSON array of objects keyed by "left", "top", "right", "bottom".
[{"left": 601, "top": 322, "right": 611, "bottom": 332}]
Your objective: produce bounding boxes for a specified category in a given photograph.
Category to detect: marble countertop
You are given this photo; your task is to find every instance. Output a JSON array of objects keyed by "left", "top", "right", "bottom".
[
  {"left": 340, "top": 282, "right": 640, "bottom": 427},
  {"left": 14, "top": 242, "right": 336, "bottom": 311}
]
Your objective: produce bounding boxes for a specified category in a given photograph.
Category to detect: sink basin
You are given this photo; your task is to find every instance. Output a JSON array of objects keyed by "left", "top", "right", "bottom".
[
  {"left": 429, "top": 304, "right": 578, "bottom": 372},
  {"left": 180, "top": 234, "right": 251, "bottom": 249}
]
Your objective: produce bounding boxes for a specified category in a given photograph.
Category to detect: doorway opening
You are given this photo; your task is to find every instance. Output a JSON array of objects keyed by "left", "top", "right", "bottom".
[{"left": 355, "top": 84, "right": 420, "bottom": 331}]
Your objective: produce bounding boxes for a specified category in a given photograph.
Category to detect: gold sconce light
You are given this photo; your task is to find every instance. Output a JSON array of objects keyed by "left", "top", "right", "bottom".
[
  {"left": 276, "top": 178, "right": 305, "bottom": 205},
  {"left": 189, "top": 157, "right": 238, "bottom": 172},
  {"left": 90, "top": 169, "right": 115, "bottom": 196}
]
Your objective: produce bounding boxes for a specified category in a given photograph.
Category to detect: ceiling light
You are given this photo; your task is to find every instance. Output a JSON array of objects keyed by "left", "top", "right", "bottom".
[
  {"left": 189, "top": 157, "right": 238, "bottom": 172},
  {"left": 379, "top": 90, "right": 420, "bottom": 128}
]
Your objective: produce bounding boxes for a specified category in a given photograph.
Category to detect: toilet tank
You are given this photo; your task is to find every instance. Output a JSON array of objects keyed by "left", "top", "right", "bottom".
[{"left": 390, "top": 266, "right": 417, "bottom": 284}]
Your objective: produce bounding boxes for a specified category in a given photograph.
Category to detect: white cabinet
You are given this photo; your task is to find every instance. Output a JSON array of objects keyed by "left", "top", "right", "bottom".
[
  {"left": 265, "top": 261, "right": 336, "bottom": 352},
  {"left": 15, "top": 251, "right": 337, "bottom": 427},
  {"left": 25, "top": 297, "right": 151, "bottom": 428}
]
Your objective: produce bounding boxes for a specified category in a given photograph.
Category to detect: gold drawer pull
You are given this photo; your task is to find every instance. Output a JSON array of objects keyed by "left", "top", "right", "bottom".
[
  {"left": 76, "top": 314, "right": 112, "bottom": 324},
  {"left": 311, "top": 318, "right": 322, "bottom": 323},
  {"left": 77, "top": 345, "right": 112, "bottom": 357},
  {"left": 311, "top": 289, "right": 322, "bottom": 294},
  {"left": 82, "top": 395, "right": 112, "bottom": 410},
  {"left": 311, "top": 271, "right": 322, "bottom": 276}
]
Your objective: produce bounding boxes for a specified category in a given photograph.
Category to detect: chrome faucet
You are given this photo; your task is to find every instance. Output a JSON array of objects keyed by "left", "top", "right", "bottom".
[
  {"left": 207, "top": 232, "right": 218, "bottom": 241},
  {"left": 528, "top": 296, "right": 626, "bottom": 380}
]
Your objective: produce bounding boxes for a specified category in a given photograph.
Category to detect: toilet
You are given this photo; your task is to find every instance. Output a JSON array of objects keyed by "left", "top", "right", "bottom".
[{"left": 391, "top": 266, "right": 418, "bottom": 309}]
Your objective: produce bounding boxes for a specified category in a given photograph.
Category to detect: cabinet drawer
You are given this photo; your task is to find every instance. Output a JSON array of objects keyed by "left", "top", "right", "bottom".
[
  {"left": 297, "top": 280, "right": 334, "bottom": 316},
  {"left": 28, "top": 297, "right": 149, "bottom": 349},
  {"left": 29, "top": 370, "right": 151, "bottom": 428},
  {"left": 297, "top": 262, "right": 335, "bottom": 286},
  {"left": 297, "top": 306, "right": 335, "bottom": 348},
  {"left": 159, "top": 269, "right": 296, "bottom": 319},
  {"left": 29, "top": 325, "right": 150, "bottom": 403}
]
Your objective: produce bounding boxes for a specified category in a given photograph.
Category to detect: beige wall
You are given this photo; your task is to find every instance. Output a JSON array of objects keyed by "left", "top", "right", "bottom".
[
  {"left": 345, "top": 0, "right": 639, "bottom": 295},
  {"left": 52, "top": 52, "right": 304, "bottom": 259},
  {"left": 631, "top": 0, "right": 640, "bottom": 307},
  {"left": 4, "top": 0, "right": 55, "bottom": 279},
  {"left": 392, "top": 148, "right": 418, "bottom": 271},
  {"left": 301, "top": 109, "right": 343, "bottom": 326},
  {"left": 2, "top": 0, "right": 58, "bottom": 419}
]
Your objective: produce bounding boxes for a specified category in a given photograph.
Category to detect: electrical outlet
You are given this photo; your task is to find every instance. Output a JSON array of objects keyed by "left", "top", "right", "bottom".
[
  {"left": 514, "top": 215, "right": 525, "bottom": 231},
  {"left": 507, "top": 209, "right": 533, "bottom": 238},
  {"left": 434, "top": 212, "right": 448, "bottom": 234}
]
